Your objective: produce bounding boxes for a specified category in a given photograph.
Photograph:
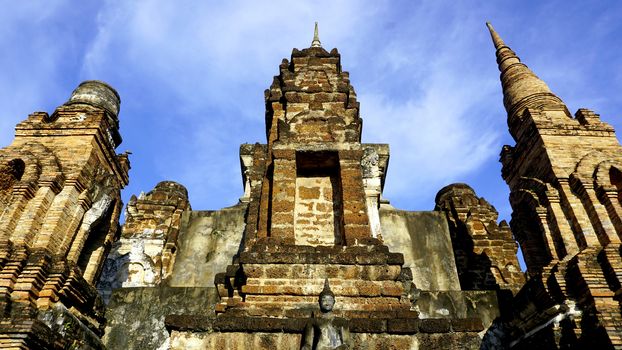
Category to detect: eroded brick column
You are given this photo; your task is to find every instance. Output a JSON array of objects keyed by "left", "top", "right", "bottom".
[
  {"left": 546, "top": 187, "right": 581, "bottom": 257},
  {"left": 601, "top": 188, "right": 622, "bottom": 240},
  {"left": 270, "top": 149, "right": 296, "bottom": 244},
  {"left": 249, "top": 144, "right": 269, "bottom": 241},
  {"left": 56, "top": 190, "right": 92, "bottom": 257},
  {"left": 0, "top": 183, "right": 37, "bottom": 246},
  {"left": 435, "top": 183, "right": 525, "bottom": 292},
  {"left": 82, "top": 199, "right": 122, "bottom": 284},
  {"left": 576, "top": 183, "right": 620, "bottom": 244},
  {"left": 339, "top": 150, "right": 371, "bottom": 245},
  {"left": 535, "top": 207, "right": 561, "bottom": 260},
  {"left": 558, "top": 180, "right": 600, "bottom": 248},
  {"left": 33, "top": 182, "right": 85, "bottom": 252},
  {"left": 10, "top": 185, "right": 59, "bottom": 247}
]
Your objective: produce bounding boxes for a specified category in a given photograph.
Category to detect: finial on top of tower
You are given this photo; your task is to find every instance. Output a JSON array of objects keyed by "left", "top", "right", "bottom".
[
  {"left": 485, "top": 21, "right": 566, "bottom": 132},
  {"left": 311, "top": 22, "right": 322, "bottom": 48},
  {"left": 486, "top": 22, "right": 506, "bottom": 50}
]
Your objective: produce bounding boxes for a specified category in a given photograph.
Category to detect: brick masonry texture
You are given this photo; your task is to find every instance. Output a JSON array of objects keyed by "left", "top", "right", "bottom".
[{"left": 2, "top": 24, "right": 622, "bottom": 350}]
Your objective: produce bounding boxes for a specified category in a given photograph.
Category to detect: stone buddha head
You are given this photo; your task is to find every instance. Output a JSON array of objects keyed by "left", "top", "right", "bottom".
[{"left": 319, "top": 278, "right": 335, "bottom": 313}]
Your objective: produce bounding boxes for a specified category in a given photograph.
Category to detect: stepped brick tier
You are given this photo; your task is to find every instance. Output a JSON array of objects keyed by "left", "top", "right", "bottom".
[{"left": 1, "top": 22, "right": 622, "bottom": 349}]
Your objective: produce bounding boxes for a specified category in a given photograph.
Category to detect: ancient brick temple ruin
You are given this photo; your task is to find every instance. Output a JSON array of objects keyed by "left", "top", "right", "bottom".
[{"left": 1, "top": 23, "right": 622, "bottom": 349}]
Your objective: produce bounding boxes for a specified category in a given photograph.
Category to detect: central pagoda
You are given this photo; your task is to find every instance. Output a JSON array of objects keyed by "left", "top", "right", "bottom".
[
  {"left": 213, "top": 24, "right": 414, "bottom": 318},
  {"left": 163, "top": 25, "right": 484, "bottom": 349}
]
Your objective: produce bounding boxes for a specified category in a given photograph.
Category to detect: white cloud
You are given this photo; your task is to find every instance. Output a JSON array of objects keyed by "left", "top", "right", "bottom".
[{"left": 361, "top": 73, "right": 500, "bottom": 207}]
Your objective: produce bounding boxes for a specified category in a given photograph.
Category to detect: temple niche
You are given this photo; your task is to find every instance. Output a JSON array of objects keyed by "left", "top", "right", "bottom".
[
  {"left": 0, "top": 159, "right": 24, "bottom": 208},
  {"left": 294, "top": 151, "right": 344, "bottom": 246}
]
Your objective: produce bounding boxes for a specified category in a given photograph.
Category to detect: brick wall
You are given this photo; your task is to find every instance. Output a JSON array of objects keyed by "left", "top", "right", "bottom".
[{"left": 294, "top": 175, "right": 343, "bottom": 245}]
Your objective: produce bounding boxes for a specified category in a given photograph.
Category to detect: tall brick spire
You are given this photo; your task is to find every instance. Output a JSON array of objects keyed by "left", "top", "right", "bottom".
[
  {"left": 489, "top": 21, "right": 622, "bottom": 348},
  {"left": 486, "top": 22, "right": 565, "bottom": 123}
]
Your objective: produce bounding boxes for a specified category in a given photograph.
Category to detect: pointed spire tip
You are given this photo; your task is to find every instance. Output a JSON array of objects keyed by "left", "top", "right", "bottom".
[
  {"left": 311, "top": 22, "right": 322, "bottom": 48},
  {"left": 485, "top": 21, "right": 505, "bottom": 50}
]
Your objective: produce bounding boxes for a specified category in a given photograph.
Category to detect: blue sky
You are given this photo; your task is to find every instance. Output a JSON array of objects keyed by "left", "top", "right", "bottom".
[{"left": 1, "top": 1, "right": 621, "bottom": 230}]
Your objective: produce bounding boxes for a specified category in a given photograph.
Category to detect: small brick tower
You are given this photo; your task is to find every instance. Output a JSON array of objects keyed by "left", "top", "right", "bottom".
[
  {"left": 487, "top": 23, "right": 622, "bottom": 348},
  {"left": 0, "top": 81, "right": 129, "bottom": 348}
]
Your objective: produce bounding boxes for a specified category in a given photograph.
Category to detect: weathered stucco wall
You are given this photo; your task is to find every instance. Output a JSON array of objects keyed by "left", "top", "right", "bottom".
[
  {"left": 169, "top": 204, "right": 247, "bottom": 287},
  {"left": 103, "top": 287, "right": 218, "bottom": 350},
  {"left": 103, "top": 204, "right": 246, "bottom": 349},
  {"left": 414, "top": 290, "right": 499, "bottom": 328},
  {"left": 379, "top": 207, "right": 461, "bottom": 291},
  {"left": 103, "top": 205, "right": 484, "bottom": 349}
]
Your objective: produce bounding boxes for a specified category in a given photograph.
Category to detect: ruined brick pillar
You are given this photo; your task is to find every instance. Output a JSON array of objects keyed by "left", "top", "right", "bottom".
[
  {"left": 487, "top": 23, "right": 622, "bottom": 348},
  {"left": 270, "top": 149, "right": 297, "bottom": 243},
  {"left": 435, "top": 183, "right": 525, "bottom": 293},
  {"left": 0, "top": 81, "right": 129, "bottom": 348},
  {"left": 97, "top": 181, "right": 190, "bottom": 303}
]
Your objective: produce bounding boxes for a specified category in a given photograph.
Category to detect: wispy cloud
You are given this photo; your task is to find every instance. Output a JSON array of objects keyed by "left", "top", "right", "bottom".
[
  {"left": 0, "top": 2, "right": 73, "bottom": 146},
  {"left": 0, "top": 1, "right": 106, "bottom": 147},
  {"left": 79, "top": 0, "right": 385, "bottom": 208},
  {"left": 354, "top": 3, "right": 504, "bottom": 209}
]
